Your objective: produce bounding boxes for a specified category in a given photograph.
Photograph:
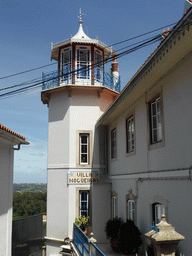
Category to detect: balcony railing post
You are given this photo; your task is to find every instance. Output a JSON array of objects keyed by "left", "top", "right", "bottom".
[{"left": 88, "top": 232, "right": 97, "bottom": 256}]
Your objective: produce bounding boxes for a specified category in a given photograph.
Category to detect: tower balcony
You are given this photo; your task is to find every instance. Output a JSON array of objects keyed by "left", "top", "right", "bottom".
[{"left": 42, "top": 69, "right": 120, "bottom": 93}]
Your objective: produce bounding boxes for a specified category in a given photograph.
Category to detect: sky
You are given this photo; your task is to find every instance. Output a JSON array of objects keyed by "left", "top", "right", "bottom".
[{"left": 0, "top": 0, "right": 187, "bottom": 183}]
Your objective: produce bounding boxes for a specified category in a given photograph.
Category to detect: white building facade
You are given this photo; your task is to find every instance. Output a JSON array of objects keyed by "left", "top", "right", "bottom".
[
  {"left": 0, "top": 124, "right": 28, "bottom": 256},
  {"left": 41, "top": 11, "right": 120, "bottom": 256},
  {"left": 93, "top": 6, "right": 192, "bottom": 255},
  {"left": 43, "top": 4, "right": 192, "bottom": 256}
]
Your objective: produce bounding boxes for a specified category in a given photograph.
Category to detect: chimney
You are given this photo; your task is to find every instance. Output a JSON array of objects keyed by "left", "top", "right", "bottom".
[
  {"left": 111, "top": 49, "right": 119, "bottom": 91},
  {"left": 162, "top": 27, "right": 171, "bottom": 39}
]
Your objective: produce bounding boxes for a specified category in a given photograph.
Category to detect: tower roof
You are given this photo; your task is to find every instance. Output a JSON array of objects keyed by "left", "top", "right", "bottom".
[
  {"left": 72, "top": 9, "right": 91, "bottom": 40},
  {"left": 51, "top": 10, "right": 112, "bottom": 61}
]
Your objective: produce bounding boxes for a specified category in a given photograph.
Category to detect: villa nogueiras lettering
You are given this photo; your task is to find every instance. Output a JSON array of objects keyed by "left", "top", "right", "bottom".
[{"left": 68, "top": 171, "right": 99, "bottom": 184}]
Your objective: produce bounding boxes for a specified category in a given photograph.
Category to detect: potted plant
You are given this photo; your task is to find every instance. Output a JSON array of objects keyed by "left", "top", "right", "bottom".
[
  {"left": 75, "top": 215, "right": 89, "bottom": 235},
  {"left": 119, "top": 219, "right": 142, "bottom": 256},
  {"left": 105, "top": 217, "right": 122, "bottom": 252}
]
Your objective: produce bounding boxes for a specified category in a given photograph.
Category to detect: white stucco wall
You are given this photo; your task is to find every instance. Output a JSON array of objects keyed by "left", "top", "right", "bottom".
[
  {"left": 108, "top": 51, "right": 192, "bottom": 176},
  {"left": 0, "top": 138, "right": 14, "bottom": 256},
  {"left": 100, "top": 51, "right": 192, "bottom": 255},
  {"left": 92, "top": 183, "right": 111, "bottom": 243},
  {"left": 48, "top": 92, "right": 70, "bottom": 168},
  {"left": 46, "top": 86, "right": 116, "bottom": 255}
]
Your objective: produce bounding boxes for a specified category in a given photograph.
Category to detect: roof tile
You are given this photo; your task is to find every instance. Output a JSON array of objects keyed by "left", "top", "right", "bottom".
[{"left": 0, "top": 123, "right": 26, "bottom": 140}]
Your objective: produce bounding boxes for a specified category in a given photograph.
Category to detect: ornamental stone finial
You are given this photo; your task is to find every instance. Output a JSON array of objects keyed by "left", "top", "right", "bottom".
[
  {"left": 145, "top": 215, "right": 185, "bottom": 256},
  {"left": 89, "top": 232, "right": 97, "bottom": 244}
]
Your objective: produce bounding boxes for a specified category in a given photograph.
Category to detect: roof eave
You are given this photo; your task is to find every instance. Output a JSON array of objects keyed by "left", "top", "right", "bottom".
[
  {"left": 96, "top": 8, "right": 192, "bottom": 127},
  {"left": 0, "top": 129, "right": 29, "bottom": 145},
  {"left": 51, "top": 39, "right": 112, "bottom": 61}
]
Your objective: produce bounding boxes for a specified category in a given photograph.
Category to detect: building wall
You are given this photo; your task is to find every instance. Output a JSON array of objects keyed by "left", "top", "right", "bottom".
[
  {"left": 108, "top": 51, "right": 192, "bottom": 176},
  {"left": 0, "top": 138, "right": 14, "bottom": 256},
  {"left": 46, "top": 87, "right": 115, "bottom": 255},
  {"left": 48, "top": 91, "right": 70, "bottom": 168},
  {"left": 92, "top": 183, "right": 111, "bottom": 243},
  {"left": 103, "top": 51, "right": 192, "bottom": 254}
]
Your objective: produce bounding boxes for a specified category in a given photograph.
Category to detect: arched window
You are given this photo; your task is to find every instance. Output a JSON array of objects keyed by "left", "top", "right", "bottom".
[
  {"left": 111, "top": 191, "right": 118, "bottom": 218},
  {"left": 126, "top": 190, "right": 136, "bottom": 223},
  {"left": 149, "top": 195, "right": 168, "bottom": 225},
  {"left": 127, "top": 199, "right": 135, "bottom": 221},
  {"left": 153, "top": 203, "right": 165, "bottom": 225}
]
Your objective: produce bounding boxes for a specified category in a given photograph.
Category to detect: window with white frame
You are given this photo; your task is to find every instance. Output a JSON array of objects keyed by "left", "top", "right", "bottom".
[
  {"left": 127, "top": 199, "right": 135, "bottom": 222},
  {"left": 126, "top": 116, "right": 134, "bottom": 153},
  {"left": 94, "top": 49, "right": 103, "bottom": 83},
  {"left": 61, "top": 48, "right": 72, "bottom": 83},
  {"left": 79, "top": 134, "right": 89, "bottom": 164},
  {"left": 79, "top": 190, "right": 89, "bottom": 217},
  {"left": 152, "top": 203, "right": 165, "bottom": 225},
  {"left": 76, "top": 46, "right": 91, "bottom": 80},
  {"left": 111, "top": 128, "right": 117, "bottom": 159},
  {"left": 111, "top": 192, "right": 117, "bottom": 218},
  {"left": 149, "top": 96, "right": 162, "bottom": 144}
]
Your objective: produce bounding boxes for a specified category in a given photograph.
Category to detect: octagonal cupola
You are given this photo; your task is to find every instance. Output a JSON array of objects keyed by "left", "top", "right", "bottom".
[{"left": 42, "top": 10, "right": 120, "bottom": 92}]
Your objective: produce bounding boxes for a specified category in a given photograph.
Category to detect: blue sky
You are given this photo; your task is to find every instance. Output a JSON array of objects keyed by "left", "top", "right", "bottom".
[{"left": 0, "top": 0, "right": 186, "bottom": 183}]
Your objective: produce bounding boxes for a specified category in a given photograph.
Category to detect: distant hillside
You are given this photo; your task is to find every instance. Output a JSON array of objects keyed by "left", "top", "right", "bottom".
[{"left": 13, "top": 183, "right": 47, "bottom": 193}]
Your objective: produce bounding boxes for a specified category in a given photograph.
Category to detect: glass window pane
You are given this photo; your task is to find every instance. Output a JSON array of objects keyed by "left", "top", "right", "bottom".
[
  {"left": 157, "top": 123, "right": 162, "bottom": 141},
  {"left": 81, "top": 154, "right": 87, "bottom": 163},
  {"left": 80, "top": 191, "right": 89, "bottom": 217},
  {"left": 128, "top": 141, "right": 131, "bottom": 152},
  {"left": 81, "top": 135, "right": 87, "bottom": 144},
  {"left": 132, "top": 140, "right": 134, "bottom": 150},
  {"left": 127, "top": 117, "right": 134, "bottom": 153},
  {"left": 153, "top": 129, "right": 157, "bottom": 143},
  {"left": 127, "top": 199, "right": 135, "bottom": 221},
  {"left": 153, "top": 116, "right": 157, "bottom": 129},
  {"left": 157, "top": 113, "right": 161, "bottom": 124},
  {"left": 80, "top": 50, "right": 84, "bottom": 61},
  {"left": 157, "top": 98, "right": 160, "bottom": 112},
  {"left": 151, "top": 102, "right": 156, "bottom": 115},
  {"left": 150, "top": 97, "right": 162, "bottom": 144},
  {"left": 81, "top": 145, "right": 87, "bottom": 153}
]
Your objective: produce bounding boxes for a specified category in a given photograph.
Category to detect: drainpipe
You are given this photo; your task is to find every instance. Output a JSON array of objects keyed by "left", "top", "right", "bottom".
[{"left": 13, "top": 143, "right": 21, "bottom": 151}]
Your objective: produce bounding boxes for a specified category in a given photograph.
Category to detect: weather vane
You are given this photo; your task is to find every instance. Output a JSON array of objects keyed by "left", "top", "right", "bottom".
[{"left": 78, "top": 8, "right": 85, "bottom": 24}]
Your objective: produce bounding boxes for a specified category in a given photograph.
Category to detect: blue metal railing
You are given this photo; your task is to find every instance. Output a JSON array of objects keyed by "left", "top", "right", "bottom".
[
  {"left": 42, "top": 69, "right": 120, "bottom": 92},
  {"left": 73, "top": 223, "right": 89, "bottom": 256},
  {"left": 89, "top": 240, "right": 106, "bottom": 256},
  {"left": 73, "top": 223, "right": 106, "bottom": 256}
]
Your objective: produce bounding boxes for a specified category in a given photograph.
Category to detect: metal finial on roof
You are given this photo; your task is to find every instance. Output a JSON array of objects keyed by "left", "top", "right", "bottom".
[{"left": 78, "top": 8, "right": 85, "bottom": 24}]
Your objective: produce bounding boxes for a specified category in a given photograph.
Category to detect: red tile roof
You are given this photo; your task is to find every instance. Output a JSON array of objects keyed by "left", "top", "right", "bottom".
[{"left": 0, "top": 123, "right": 26, "bottom": 140}]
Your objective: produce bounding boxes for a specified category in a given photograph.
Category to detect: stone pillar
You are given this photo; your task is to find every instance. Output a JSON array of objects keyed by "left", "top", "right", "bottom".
[{"left": 145, "top": 215, "right": 185, "bottom": 256}]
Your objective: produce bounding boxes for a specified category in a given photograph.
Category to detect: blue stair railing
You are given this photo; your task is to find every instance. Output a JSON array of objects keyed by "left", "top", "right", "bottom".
[{"left": 73, "top": 223, "right": 105, "bottom": 256}]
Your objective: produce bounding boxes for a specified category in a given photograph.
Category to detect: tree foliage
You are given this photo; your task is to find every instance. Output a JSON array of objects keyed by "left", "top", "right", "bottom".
[{"left": 13, "top": 191, "right": 47, "bottom": 220}]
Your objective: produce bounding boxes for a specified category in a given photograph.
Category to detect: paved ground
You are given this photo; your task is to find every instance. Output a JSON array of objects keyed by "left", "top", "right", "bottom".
[{"left": 97, "top": 243, "right": 121, "bottom": 256}]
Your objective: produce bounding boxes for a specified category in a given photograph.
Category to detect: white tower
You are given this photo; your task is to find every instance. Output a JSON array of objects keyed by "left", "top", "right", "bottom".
[{"left": 41, "top": 10, "right": 120, "bottom": 256}]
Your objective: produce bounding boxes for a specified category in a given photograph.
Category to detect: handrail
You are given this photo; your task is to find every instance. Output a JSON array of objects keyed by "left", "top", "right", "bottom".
[
  {"left": 73, "top": 223, "right": 106, "bottom": 256},
  {"left": 42, "top": 69, "right": 120, "bottom": 92},
  {"left": 89, "top": 240, "right": 106, "bottom": 256}
]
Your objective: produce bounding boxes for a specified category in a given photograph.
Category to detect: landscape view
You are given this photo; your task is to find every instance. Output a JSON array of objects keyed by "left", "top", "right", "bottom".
[{"left": 13, "top": 183, "right": 47, "bottom": 220}]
